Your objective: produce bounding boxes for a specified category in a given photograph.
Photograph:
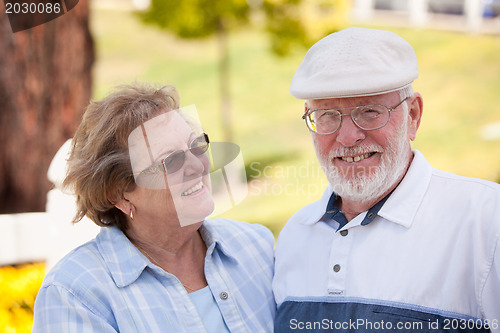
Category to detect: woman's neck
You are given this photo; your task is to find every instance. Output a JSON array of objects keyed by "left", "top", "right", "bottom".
[{"left": 126, "top": 223, "right": 208, "bottom": 292}]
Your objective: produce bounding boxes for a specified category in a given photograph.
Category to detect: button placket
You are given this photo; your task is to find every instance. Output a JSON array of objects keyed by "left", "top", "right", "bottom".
[{"left": 327, "top": 227, "right": 353, "bottom": 295}]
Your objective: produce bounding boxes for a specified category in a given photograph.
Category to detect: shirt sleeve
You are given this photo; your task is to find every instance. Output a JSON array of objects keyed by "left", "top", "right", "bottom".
[
  {"left": 33, "top": 284, "right": 117, "bottom": 333},
  {"left": 481, "top": 234, "right": 500, "bottom": 333}
]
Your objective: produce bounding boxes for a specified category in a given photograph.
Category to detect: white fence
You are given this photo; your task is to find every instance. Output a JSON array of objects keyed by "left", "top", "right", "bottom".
[{"left": 0, "top": 140, "right": 100, "bottom": 271}]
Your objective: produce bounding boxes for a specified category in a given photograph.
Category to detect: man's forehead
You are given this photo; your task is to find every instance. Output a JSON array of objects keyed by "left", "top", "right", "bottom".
[{"left": 309, "top": 92, "right": 399, "bottom": 108}]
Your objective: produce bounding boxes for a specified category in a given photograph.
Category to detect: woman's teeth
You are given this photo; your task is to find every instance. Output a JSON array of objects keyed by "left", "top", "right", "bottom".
[
  {"left": 182, "top": 182, "right": 203, "bottom": 196},
  {"left": 340, "top": 152, "right": 374, "bottom": 163}
]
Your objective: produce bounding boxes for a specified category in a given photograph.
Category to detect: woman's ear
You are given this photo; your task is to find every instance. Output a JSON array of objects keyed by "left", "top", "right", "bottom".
[{"left": 113, "top": 194, "right": 134, "bottom": 216}]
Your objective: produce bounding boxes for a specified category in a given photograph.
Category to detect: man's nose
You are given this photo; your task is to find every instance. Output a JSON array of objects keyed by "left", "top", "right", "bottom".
[{"left": 335, "top": 115, "right": 366, "bottom": 147}]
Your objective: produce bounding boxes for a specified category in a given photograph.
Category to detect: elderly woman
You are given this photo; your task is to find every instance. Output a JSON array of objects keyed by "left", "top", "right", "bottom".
[{"left": 33, "top": 83, "right": 275, "bottom": 332}]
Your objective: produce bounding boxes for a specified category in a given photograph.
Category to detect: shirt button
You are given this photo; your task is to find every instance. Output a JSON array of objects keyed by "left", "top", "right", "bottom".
[
  {"left": 340, "top": 230, "right": 348, "bottom": 237},
  {"left": 333, "top": 264, "right": 341, "bottom": 272},
  {"left": 367, "top": 213, "right": 375, "bottom": 219},
  {"left": 220, "top": 291, "right": 229, "bottom": 300}
]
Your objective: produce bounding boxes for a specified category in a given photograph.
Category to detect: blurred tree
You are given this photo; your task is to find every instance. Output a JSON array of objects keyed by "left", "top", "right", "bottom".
[
  {"left": 139, "top": 0, "right": 348, "bottom": 142},
  {"left": 0, "top": 0, "right": 94, "bottom": 213},
  {"left": 263, "top": 0, "right": 348, "bottom": 56}
]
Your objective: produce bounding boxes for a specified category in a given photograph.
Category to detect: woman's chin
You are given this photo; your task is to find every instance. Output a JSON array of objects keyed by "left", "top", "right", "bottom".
[{"left": 176, "top": 199, "right": 215, "bottom": 227}]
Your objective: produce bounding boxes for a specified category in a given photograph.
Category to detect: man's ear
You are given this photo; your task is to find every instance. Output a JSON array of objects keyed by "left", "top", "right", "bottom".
[{"left": 407, "top": 93, "right": 423, "bottom": 141}]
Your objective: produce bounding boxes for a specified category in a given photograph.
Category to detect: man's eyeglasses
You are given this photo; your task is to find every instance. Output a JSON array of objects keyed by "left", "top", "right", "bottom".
[
  {"left": 141, "top": 133, "right": 210, "bottom": 175},
  {"left": 302, "top": 97, "right": 409, "bottom": 135}
]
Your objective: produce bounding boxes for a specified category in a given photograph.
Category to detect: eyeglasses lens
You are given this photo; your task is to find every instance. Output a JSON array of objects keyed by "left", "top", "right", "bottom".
[
  {"left": 353, "top": 106, "right": 389, "bottom": 130},
  {"left": 308, "top": 106, "right": 390, "bottom": 134},
  {"left": 309, "top": 111, "right": 341, "bottom": 134},
  {"left": 163, "top": 151, "right": 186, "bottom": 174},
  {"left": 163, "top": 134, "right": 210, "bottom": 174}
]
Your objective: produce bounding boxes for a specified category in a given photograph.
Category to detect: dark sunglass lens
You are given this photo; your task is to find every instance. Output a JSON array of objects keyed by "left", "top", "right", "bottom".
[
  {"left": 190, "top": 144, "right": 208, "bottom": 156},
  {"left": 163, "top": 151, "right": 185, "bottom": 174},
  {"left": 190, "top": 134, "right": 209, "bottom": 156}
]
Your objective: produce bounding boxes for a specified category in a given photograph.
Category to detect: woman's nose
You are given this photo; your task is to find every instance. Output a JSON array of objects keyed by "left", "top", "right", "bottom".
[{"left": 183, "top": 150, "right": 207, "bottom": 176}]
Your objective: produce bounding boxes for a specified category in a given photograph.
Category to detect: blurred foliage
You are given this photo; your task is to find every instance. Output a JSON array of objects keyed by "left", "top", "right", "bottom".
[
  {"left": 0, "top": 263, "right": 44, "bottom": 333},
  {"left": 138, "top": 0, "right": 349, "bottom": 52},
  {"left": 138, "top": 0, "right": 250, "bottom": 38},
  {"left": 263, "top": 0, "right": 349, "bottom": 55}
]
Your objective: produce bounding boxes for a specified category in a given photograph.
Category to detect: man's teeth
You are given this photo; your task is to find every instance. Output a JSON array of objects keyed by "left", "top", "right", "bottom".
[
  {"left": 341, "top": 153, "right": 373, "bottom": 163},
  {"left": 182, "top": 182, "right": 203, "bottom": 196}
]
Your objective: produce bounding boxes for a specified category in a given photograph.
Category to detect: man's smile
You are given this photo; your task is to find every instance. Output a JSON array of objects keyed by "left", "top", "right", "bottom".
[{"left": 338, "top": 152, "right": 376, "bottom": 163}]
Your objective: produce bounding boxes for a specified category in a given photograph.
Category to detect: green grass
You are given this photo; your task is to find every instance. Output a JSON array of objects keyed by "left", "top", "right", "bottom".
[{"left": 90, "top": 7, "right": 500, "bottom": 236}]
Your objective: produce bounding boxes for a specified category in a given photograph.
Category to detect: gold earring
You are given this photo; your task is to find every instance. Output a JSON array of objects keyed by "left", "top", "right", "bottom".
[{"left": 130, "top": 211, "right": 134, "bottom": 220}]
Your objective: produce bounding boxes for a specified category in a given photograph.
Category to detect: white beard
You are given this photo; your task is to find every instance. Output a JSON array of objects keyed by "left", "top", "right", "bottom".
[{"left": 317, "top": 120, "right": 411, "bottom": 203}]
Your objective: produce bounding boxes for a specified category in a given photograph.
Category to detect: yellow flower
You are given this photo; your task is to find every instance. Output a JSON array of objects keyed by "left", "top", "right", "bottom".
[{"left": 0, "top": 263, "right": 45, "bottom": 333}]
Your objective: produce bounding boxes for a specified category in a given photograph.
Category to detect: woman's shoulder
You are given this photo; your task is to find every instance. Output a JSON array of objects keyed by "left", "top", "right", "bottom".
[{"left": 41, "top": 238, "right": 107, "bottom": 290}]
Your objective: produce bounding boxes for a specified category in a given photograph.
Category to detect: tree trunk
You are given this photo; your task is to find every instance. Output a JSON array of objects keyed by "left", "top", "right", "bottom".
[
  {"left": 0, "top": 0, "right": 94, "bottom": 213},
  {"left": 217, "top": 20, "right": 233, "bottom": 143}
]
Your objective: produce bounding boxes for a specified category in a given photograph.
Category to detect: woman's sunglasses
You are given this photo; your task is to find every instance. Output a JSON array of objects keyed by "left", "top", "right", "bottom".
[{"left": 141, "top": 133, "right": 210, "bottom": 175}]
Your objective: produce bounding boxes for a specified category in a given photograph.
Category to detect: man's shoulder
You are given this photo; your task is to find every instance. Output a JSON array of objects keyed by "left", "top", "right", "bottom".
[
  {"left": 432, "top": 169, "right": 500, "bottom": 188},
  {"left": 284, "top": 187, "right": 332, "bottom": 228},
  {"left": 411, "top": 150, "right": 500, "bottom": 204},
  {"left": 423, "top": 168, "right": 500, "bottom": 239},
  {"left": 290, "top": 199, "right": 324, "bottom": 221},
  {"left": 275, "top": 188, "right": 332, "bottom": 247},
  {"left": 430, "top": 168, "right": 500, "bottom": 196}
]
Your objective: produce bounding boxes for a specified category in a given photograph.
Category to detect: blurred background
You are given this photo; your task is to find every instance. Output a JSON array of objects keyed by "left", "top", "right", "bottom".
[{"left": 1, "top": 0, "right": 499, "bottom": 331}]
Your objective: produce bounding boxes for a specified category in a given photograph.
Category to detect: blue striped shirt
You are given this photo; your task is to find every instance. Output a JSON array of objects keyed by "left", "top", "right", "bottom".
[{"left": 33, "top": 219, "right": 276, "bottom": 332}]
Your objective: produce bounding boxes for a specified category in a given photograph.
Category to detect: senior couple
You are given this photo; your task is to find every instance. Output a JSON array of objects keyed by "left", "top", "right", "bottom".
[{"left": 33, "top": 27, "right": 500, "bottom": 332}]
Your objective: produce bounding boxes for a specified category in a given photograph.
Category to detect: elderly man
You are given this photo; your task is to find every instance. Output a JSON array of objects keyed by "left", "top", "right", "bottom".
[{"left": 273, "top": 27, "right": 500, "bottom": 332}]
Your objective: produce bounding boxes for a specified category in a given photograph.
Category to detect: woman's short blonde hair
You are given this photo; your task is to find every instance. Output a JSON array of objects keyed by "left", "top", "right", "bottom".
[{"left": 63, "top": 82, "right": 180, "bottom": 231}]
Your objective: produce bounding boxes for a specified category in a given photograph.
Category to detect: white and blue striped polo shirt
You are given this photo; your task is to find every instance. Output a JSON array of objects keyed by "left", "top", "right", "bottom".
[{"left": 273, "top": 150, "right": 500, "bottom": 332}]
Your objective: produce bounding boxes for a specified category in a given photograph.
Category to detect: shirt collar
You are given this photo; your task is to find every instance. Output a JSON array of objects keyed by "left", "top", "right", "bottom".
[
  {"left": 97, "top": 226, "right": 147, "bottom": 288},
  {"left": 323, "top": 187, "right": 394, "bottom": 230},
  {"left": 97, "top": 222, "right": 239, "bottom": 288},
  {"left": 200, "top": 220, "right": 239, "bottom": 265},
  {"left": 377, "top": 149, "right": 432, "bottom": 228},
  {"left": 302, "top": 149, "right": 432, "bottom": 229}
]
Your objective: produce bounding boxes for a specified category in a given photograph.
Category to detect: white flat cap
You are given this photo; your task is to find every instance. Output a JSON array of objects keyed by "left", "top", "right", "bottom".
[{"left": 290, "top": 27, "right": 418, "bottom": 99}]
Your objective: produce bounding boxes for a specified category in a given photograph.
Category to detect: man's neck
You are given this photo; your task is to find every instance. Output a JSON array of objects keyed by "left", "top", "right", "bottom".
[{"left": 339, "top": 197, "right": 382, "bottom": 222}]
